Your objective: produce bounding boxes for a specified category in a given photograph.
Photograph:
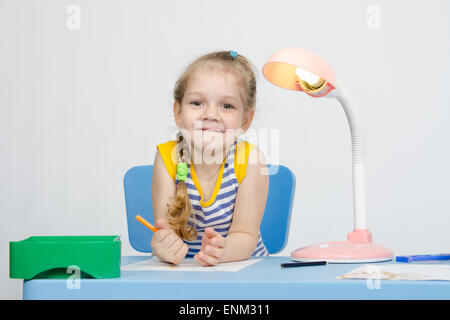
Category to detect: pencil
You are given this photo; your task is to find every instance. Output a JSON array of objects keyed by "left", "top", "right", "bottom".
[
  {"left": 136, "top": 215, "right": 158, "bottom": 232},
  {"left": 281, "top": 261, "right": 327, "bottom": 268}
]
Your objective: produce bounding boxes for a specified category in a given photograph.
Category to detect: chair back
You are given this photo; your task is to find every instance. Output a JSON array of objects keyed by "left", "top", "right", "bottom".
[{"left": 124, "top": 164, "right": 295, "bottom": 254}]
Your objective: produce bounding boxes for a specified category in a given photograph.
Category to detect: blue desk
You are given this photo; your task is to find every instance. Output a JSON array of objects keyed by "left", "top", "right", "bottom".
[{"left": 23, "top": 256, "right": 450, "bottom": 300}]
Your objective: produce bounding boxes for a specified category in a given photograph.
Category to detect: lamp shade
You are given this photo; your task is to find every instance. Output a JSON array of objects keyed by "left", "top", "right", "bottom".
[{"left": 262, "top": 47, "right": 337, "bottom": 98}]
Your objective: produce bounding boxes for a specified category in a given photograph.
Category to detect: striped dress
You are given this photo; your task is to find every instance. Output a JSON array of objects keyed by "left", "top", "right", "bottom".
[{"left": 157, "top": 139, "right": 269, "bottom": 257}]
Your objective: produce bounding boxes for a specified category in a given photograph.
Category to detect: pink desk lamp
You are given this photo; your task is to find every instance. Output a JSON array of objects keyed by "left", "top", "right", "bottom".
[{"left": 263, "top": 47, "right": 393, "bottom": 263}]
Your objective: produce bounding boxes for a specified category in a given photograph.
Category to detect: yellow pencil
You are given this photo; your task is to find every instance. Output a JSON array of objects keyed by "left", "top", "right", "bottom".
[{"left": 136, "top": 215, "right": 158, "bottom": 232}]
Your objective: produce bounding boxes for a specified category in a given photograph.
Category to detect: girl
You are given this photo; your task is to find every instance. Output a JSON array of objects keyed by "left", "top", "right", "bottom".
[{"left": 151, "top": 50, "right": 269, "bottom": 266}]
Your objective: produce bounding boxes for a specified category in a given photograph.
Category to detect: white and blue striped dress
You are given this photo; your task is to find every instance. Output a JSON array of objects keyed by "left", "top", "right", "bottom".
[{"left": 179, "top": 140, "right": 269, "bottom": 257}]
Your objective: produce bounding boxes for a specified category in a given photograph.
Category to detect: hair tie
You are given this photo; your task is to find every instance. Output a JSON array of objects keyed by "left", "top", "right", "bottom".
[
  {"left": 229, "top": 50, "right": 238, "bottom": 59},
  {"left": 176, "top": 162, "right": 188, "bottom": 182}
]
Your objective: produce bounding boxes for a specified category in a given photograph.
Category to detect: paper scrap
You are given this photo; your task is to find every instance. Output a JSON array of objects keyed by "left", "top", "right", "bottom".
[
  {"left": 337, "top": 263, "right": 450, "bottom": 281},
  {"left": 121, "top": 258, "right": 262, "bottom": 272}
]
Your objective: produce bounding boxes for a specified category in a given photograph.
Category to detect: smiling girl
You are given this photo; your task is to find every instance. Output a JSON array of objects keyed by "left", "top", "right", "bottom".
[{"left": 151, "top": 50, "right": 269, "bottom": 266}]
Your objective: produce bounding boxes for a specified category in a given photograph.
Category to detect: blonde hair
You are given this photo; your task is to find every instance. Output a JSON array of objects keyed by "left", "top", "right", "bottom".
[{"left": 167, "top": 50, "right": 258, "bottom": 241}]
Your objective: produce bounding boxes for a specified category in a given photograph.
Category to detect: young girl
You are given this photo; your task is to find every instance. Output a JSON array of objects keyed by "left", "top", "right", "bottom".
[{"left": 151, "top": 50, "right": 269, "bottom": 266}]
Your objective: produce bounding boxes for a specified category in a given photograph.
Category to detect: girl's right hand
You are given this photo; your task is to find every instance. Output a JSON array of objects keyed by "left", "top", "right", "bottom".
[{"left": 150, "top": 219, "right": 189, "bottom": 265}]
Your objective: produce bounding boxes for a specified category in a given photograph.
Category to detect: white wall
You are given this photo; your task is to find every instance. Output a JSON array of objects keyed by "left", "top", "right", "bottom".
[{"left": 1, "top": 0, "right": 449, "bottom": 299}]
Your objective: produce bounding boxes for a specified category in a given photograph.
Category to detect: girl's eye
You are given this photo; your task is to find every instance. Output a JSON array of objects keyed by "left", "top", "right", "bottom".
[
  {"left": 191, "top": 100, "right": 203, "bottom": 106},
  {"left": 221, "top": 104, "right": 234, "bottom": 110}
]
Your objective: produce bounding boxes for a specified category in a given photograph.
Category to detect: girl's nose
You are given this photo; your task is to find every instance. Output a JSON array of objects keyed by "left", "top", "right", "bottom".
[{"left": 202, "top": 103, "right": 219, "bottom": 120}]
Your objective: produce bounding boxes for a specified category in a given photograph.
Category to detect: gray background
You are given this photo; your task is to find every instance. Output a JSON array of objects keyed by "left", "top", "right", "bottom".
[{"left": 1, "top": 0, "right": 449, "bottom": 299}]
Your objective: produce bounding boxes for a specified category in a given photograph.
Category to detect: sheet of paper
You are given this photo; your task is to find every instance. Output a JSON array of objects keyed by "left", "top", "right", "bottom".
[
  {"left": 121, "top": 258, "right": 262, "bottom": 272},
  {"left": 337, "top": 263, "right": 450, "bottom": 281}
]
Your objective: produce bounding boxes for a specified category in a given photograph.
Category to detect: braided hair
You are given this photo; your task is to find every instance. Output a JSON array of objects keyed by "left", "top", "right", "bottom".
[{"left": 166, "top": 131, "right": 197, "bottom": 241}]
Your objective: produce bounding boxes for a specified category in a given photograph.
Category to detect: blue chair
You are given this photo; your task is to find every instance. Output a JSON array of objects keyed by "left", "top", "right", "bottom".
[{"left": 123, "top": 164, "right": 296, "bottom": 254}]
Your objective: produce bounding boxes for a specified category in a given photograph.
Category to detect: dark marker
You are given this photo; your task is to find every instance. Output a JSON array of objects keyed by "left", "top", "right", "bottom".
[{"left": 281, "top": 261, "right": 327, "bottom": 268}]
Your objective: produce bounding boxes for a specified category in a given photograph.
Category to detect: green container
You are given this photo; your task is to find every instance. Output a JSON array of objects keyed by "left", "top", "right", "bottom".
[{"left": 10, "top": 236, "right": 121, "bottom": 279}]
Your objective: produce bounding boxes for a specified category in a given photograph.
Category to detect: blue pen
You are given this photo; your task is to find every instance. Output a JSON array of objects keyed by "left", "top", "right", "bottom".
[{"left": 396, "top": 253, "right": 450, "bottom": 263}]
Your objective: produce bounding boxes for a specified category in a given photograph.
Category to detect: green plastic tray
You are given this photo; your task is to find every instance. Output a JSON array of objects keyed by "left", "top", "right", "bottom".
[{"left": 10, "top": 236, "right": 121, "bottom": 279}]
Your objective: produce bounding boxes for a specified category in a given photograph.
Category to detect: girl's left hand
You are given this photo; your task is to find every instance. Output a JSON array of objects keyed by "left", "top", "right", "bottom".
[{"left": 194, "top": 228, "right": 226, "bottom": 266}]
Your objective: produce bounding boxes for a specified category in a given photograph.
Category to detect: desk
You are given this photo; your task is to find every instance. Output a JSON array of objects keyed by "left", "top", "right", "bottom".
[{"left": 23, "top": 256, "right": 450, "bottom": 300}]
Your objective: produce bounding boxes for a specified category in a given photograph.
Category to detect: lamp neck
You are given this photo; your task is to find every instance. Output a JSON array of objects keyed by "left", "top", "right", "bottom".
[{"left": 334, "top": 84, "right": 368, "bottom": 231}]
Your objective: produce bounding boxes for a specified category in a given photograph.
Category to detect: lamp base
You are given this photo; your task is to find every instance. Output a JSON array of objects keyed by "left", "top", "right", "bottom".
[{"left": 291, "top": 230, "right": 393, "bottom": 263}]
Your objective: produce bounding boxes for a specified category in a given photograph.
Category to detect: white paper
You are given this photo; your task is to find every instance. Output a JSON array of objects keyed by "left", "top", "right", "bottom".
[
  {"left": 337, "top": 263, "right": 450, "bottom": 281},
  {"left": 121, "top": 258, "right": 262, "bottom": 272}
]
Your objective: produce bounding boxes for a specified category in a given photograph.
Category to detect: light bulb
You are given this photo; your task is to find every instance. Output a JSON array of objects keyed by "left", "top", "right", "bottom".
[{"left": 295, "top": 67, "right": 327, "bottom": 93}]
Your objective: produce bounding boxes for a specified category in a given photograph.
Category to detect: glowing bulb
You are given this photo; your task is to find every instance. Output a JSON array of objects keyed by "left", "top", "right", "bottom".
[
  {"left": 295, "top": 67, "right": 327, "bottom": 93},
  {"left": 296, "top": 68, "right": 320, "bottom": 84}
]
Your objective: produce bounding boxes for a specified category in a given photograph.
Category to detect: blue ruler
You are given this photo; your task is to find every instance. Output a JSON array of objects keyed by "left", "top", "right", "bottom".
[{"left": 396, "top": 253, "right": 450, "bottom": 263}]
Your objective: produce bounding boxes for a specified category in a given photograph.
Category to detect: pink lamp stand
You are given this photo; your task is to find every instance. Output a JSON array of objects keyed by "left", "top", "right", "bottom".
[
  {"left": 291, "top": 229, "right": 393, "bottom": 263},
  {"left": 263, "top": 47, "right": 394, "bottom": 263}
]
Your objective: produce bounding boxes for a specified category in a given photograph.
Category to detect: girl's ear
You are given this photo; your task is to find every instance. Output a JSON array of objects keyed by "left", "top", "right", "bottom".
[
  {"left": 173, "top": 101, "right": 182, "bottom": 127},
  {"left": 241, "top": 109, "right": 254, "bottom": 132}
]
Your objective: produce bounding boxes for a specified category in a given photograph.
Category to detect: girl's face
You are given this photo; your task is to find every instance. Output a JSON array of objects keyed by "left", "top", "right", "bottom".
[{"left": 174, "top": 65, "right": 254, "bottom": 163}]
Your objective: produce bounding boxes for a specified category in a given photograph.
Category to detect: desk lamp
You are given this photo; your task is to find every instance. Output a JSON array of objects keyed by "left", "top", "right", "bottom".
[{"left": 263, "top": 47, "right": 393, "bottom": 263}]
